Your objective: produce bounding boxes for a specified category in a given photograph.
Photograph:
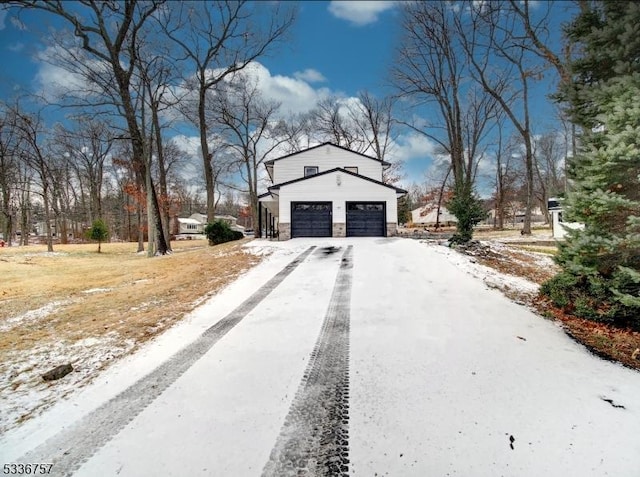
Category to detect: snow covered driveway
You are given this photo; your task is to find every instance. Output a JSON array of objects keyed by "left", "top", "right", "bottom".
[{"left": 2, "top": 238, "right": 639, "bottom": 476}]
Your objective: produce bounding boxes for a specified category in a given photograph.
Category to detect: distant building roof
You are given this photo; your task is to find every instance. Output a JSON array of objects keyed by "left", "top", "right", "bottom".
[
  {"left": 411, "top": 205, "right": 457, "bottom": 224},
  {"left": 178, "top": 218, "right": 201, "bottom": 225}
]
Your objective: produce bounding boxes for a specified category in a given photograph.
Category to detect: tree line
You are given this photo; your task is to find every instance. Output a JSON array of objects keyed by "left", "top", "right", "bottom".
[
  {"left": 0, "top": 1, "right": 397, "bottom": 253},
  {"left": 0, "top": 1, "right": 575, "bottom": 252}
]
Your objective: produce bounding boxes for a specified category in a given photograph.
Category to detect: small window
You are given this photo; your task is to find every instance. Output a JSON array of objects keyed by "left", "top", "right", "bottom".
[
  {"left": 304, "top": 166, "right": 319, "bottom": 177},
  {"left": 344, "top": 166, "right": 358, "bottom": 174}
]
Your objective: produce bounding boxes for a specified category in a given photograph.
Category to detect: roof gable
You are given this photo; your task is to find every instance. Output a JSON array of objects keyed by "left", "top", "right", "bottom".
[
  {"left": 265, "top": 142, "right": 391, "bottom": 167},
  {"left": 268, "top": 167, "right": 406, "bottom": 194}
]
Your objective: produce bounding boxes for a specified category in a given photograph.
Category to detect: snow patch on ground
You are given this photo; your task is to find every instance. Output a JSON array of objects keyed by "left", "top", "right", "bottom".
[
  {"left": 0, "top": 333, "right": 135, "bottom": 434},
  {"left": 129, "top": 300, "right": 162, "bottom": 312},
  {"left": 81, "top": 288, "right": 112, "bottom": 294},
  {"left": 0, "top": 300, "right": 72, "bottom": 332},
  {"left": 488, "top": 240, "right": 557, "bottom": 269},
  {"left": 424, "top": 240, "right": 541, "bottom": 296}
]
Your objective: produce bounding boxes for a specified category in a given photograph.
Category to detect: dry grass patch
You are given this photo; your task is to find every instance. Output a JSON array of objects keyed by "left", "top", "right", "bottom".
[
  {"left": 461, "top": 242, "right": 559, "bottom": 285},
  {"left": 1, "top": 239, "right": 261, "bottom": 354},
  {"left": 473, "top": 226, "right": 553, "bottom": 240},
  {"left": 0, "top": 239, "right": 264, "bottom": 432}
]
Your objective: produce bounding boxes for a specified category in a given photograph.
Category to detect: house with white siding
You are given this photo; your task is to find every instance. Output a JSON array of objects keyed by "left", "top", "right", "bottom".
[
  {"left": 258, "top": 142, "right": 406, "bottom": 240},
  {"left": 171, "top": 213, "right": 244, "bottom": 237},
  {"left": 411, "top": 205, "right": 457, "bottom": 227}
]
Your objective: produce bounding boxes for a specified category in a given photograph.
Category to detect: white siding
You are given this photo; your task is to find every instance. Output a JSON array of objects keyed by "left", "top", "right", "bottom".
[
  {"left": 272, "top": 145, "right": 383, "bottom": 184},
  {"left": 277, "top": 171, "right": 398, "bottom": 223}
]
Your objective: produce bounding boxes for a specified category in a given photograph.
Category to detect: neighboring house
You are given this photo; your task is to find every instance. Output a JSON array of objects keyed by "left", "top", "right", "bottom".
[
  {"left": 174, "top": 217, "right": 204, "bottom": 235},
  {"left": 171, "top": 213, "right": 244, "bottom": 236},
  {"left": 411, "top": 205, "right": 457, "bottom": 227},
  {"left": 214, "top": 214, "right": 244, "bottom": 232},
  {"left": 35, "top": 219, "right": 84, "bottom": 238},
  {"left": 258, "top": 142, "right": 406, "bottom": 240}
]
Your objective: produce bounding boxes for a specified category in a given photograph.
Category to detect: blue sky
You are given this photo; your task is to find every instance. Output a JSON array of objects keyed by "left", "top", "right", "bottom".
[{"left": 0, "top": 1, "right": 571, "bottom": 194}]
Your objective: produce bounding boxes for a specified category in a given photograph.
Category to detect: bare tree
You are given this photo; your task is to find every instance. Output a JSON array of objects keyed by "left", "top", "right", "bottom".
[
  {"left": 308, "top": 96, "right": 366, "bottom": 151},
  {"left": 492, "top": 133, "right": 524, "bottom": 230},
  {"left": 508, "top": 0, "right": 571, "bottom": 86},
  {"left": 455, "top": 1, "right": 564, "bottom": 235},
  {"left": 158, "top": 0, "right": 295, "bottom": 223},
  {"left": 393, "top": 2, "right": 500, "bottom": 242},
  {"left": 277, "top": 113, "right": 315, "bottom": 154},
  {"left": 54, "top": 119, "right": 115, "bottom": 226},
  {"left": 135, "top": 38, "right": 181, "bottom": 252},
  {"left": 0, "top": 102, "right": 22, "bottom": 245},
  {"left": 13, "top": 108, "right": 55, "bottom": 251},
  {"left": 9, "top": 0, "right": 172, "bottom": 254},
  {"left": 212, "top": 73, "right": 287, "bottom": 236},
  {"left": 532, "top": 130, "right": 567, "bottom": 221},
  {"left": 350, "top": 92, "right": 395, "bottom": 160},
  {"left": 348, "top": 91, "right": 402, "bottom": 183},
  {"left": 16, "top": 161, "right": 33, "bottom": 246}
]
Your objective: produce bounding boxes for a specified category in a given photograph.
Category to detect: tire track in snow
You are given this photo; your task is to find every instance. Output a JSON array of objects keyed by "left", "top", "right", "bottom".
[
  {"left": 17, "top": 246, "right": 316, "bottom": 477},
  {"left": 262, "top": 245, "right": 353, "bottom": 477}
]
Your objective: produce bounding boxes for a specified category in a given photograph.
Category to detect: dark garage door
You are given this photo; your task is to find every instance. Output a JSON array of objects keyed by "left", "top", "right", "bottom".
[
  {"left": 346, "top": 202, "right": 386, "bottom": 237},
  {"left": 291, "top": 202, "right": 332, "bottom": 238}
]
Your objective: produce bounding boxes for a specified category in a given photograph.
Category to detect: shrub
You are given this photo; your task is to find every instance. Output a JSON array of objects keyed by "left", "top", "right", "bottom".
[
  {"left": 447, "top": 191, "right": 486, "bottom": 244},
  {"left": 204, "top": 220, "right": 244, "bottom": 245},
  {"left": 86, "top": 219, "right": 109, "bottom": 253},
  {"left": 541, "top": 270, "right": 640, "bottom": 330}
]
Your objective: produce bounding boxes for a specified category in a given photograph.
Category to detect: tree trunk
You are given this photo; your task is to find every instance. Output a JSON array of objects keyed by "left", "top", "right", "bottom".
[
  {"left": 136, "top": 201, "right": 144, "bottom": 253},
  {"left": 42, "top": 185, "right": 53, "bottom": 253},
  {"left": 20, "top": 185, "right": 29, "bottom": 246},
  {"left": 152, "top": 104, "right": 172, "bottom": 251},
  {"left": 522, "top": 136, "right": 534, "bottom": 235},
  {"left": 198, "top": 86, "right": 216, "bottom": 223},
  {"left": 436, "top": 166, "right": 452, "bottom": 230}
]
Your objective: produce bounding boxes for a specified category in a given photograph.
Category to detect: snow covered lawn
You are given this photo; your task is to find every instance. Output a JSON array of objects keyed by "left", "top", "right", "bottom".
[
  {"left": 1, "top": 238, "right": 638, "bottom": 476},
  {"left": 0, "top": 240, "right": 261, "bottom": 435}
]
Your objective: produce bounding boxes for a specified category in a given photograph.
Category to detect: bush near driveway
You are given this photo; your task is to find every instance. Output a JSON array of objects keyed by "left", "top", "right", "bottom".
[{"left": 204, "top": 220, "right": 244, "bottom": 245}]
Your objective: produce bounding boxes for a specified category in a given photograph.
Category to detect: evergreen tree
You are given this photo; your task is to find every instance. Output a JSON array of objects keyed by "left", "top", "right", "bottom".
[
  {"left": 542, "top": 1, "right": 640, "bottom": 329},
  {"left": 448, "top": 189, "right": 486, "bottom": 245},
  {"left": 87, "top": 219, "right": 109, "bottom": 253}
]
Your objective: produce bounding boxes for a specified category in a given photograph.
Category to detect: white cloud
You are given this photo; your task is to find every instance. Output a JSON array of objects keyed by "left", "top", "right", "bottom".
[
  {"left": 34, "top": 60, "right": 90, "bottom": 102},
  {"left": 293, "top": 68, "right": 327, "bottom": 83},
  {"left": 171, "top": 134, "right": 201, "bottom": 158},
  {"left": 10, "top": 16, "right": 26, "bottom": 31},
  {"left": 327, "top": 1, "right": 396, "bottom": 26},
  {"left": 0, "top": 10, "right": 7, "bottom": 30},
  {"left": 392, "top": 132, "right": 438, "bottom": 163},
  {"left": 32, "top": 44, "right": 108, "bottom": 102},
  {"left": 237, "top": 62, "right": 334, "bottom": 116}
]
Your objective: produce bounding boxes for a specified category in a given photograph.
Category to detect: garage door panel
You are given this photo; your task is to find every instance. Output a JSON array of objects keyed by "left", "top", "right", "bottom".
[
  {"left": 346, "top": 202, "right": 385, "bottom": 237},
  {"left": 291, "top": 202, "right": 332, "bottom": 238}
]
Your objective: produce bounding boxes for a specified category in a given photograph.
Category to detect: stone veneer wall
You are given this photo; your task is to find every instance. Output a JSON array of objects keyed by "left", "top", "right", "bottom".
[
  {"left": 278, "top": 223, "right": 291, "bottom": 241},
  {"left": 278, "top": 222, "right": 397, "bottom": 240}
]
